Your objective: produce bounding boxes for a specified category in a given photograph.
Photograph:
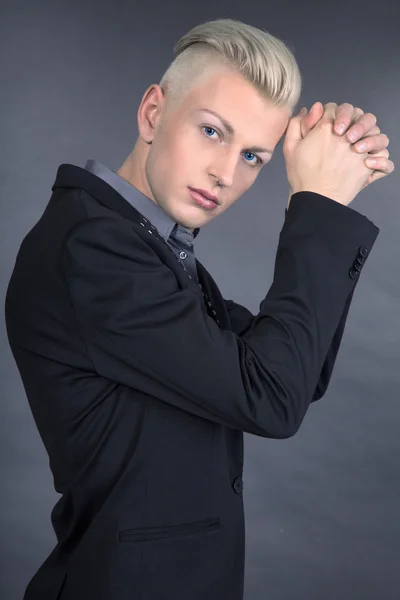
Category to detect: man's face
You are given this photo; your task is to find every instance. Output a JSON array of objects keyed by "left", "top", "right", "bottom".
[{"left": 135, "top": 68, "right": 291, "bottom": 231}]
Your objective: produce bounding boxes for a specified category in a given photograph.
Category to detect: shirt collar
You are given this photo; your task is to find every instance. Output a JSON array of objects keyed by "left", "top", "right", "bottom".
[{"left": 84, "top": 159, "right": 200, "bottom": 242}]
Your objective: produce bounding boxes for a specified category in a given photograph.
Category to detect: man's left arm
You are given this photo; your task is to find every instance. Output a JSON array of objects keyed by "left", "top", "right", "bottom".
[
  {"left": 225, "top": 204, "right": 356, "bottom": 403},
  {"left": 224, "top": 100, "right": 392, "bottom": 403},
  {"left": 225, "top": 287, "right": 354, "bottom": 402}
]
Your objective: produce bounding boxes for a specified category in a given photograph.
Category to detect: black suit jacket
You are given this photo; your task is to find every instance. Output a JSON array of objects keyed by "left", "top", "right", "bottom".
[{"left": 5, "top": 164, "right": 379, "bottom": 600}]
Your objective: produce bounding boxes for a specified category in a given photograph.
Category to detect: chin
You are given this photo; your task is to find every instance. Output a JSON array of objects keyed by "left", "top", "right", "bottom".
[
  {"left": 159, "top": 200, "right": 191, "bottom": 228},
  {"left": 161, "top": 193, "right": 216, "bottom": 231}
]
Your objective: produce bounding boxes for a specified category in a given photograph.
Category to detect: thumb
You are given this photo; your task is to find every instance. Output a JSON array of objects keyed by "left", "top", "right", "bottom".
[
  {"left": 300, "top": 102, "right": 325, "bottom": 138},
  {"left": 284, "top": 107, "right": 309, "bottom": 151}
]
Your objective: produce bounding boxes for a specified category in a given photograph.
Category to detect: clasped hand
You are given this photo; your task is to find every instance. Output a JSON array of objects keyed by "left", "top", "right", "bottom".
[{"left": 300, "top": 101, "right": 394, "bottom": 191}]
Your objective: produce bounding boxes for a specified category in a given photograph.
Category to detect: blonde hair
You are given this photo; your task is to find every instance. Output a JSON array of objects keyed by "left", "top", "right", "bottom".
[{"left": 159, "top": 18, "right": 302, "bottom": 118}]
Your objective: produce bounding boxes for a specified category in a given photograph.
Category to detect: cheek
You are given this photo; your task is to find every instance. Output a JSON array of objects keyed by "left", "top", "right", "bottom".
[
  {"left": 236, "top": 167, "right": 258, "bottom": 190},
  {"left": 220, "top": 173, "right": 256, "bottom": 210},
  {"left": 161, "top": 130, "right": 194, "bottom": 168},
  {"left": 149, "top": 134, "right": 175, "bottom": 174},
  {"left": 148, "top": 136, "right": 195, "bottom": 197}
]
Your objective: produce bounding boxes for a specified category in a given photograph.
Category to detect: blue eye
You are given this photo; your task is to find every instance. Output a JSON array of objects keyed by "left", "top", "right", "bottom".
[
  {"left": 204, "top": 127, "right": 217, "bottom": 138},
  {"left": 202, "top": 127, "right": 261, "bottom": 166},
  {"left": 244, "top": 151, "right": 258, "bottom": 165}
]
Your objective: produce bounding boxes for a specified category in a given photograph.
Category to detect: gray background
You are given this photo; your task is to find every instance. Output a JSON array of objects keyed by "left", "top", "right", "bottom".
[{"left": 1, "top": 1, "right": 399, "bottom": 599}]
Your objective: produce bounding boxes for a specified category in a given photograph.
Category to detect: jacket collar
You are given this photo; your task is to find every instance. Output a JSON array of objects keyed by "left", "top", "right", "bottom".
[
  {"left": 51, "top": 163, "right": 231, "bottom": 329},
  {"left": 52, "top": 163, "right": 150, "bottom": 224}
]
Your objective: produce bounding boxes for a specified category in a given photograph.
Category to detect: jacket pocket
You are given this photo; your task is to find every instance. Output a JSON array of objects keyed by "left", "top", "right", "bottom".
[{"left": 118, "top": 516, "right": 220, "bottom": 543}]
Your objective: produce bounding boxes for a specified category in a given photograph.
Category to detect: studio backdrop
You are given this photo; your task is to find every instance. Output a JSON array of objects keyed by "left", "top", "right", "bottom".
[{"left": 1, "top": 2, "right": 399, "bottom": 599}]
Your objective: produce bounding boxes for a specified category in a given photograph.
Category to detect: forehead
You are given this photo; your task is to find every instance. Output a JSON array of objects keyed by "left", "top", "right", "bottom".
[{"left": 182, "top": 70, "right": 290, "bottom": 141}]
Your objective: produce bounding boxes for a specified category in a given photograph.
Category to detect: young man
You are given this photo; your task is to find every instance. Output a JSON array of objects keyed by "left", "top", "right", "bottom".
[{"left": 5, "top": 18, "right": 393, "bottom": 600}]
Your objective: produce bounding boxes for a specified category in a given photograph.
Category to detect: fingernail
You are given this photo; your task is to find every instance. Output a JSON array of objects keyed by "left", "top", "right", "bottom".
[
  {"left": 348, "top": 131, "right": 358, "bottom": 142},
  {"left": 336, "top": 124, "right": 346, "bottom": 134},
  {"left": 356, "top": 141, "right": 367, "bottom": 151}
]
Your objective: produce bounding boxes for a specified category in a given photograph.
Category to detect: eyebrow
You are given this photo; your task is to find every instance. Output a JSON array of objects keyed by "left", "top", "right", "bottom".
[{"left": 195, "top": 108, "right": 274, "bottom": 154}]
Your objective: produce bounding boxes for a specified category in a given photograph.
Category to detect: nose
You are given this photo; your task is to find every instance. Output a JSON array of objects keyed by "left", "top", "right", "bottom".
[{"left": 210, "top": 150, "right": 238, "bottom": 188}]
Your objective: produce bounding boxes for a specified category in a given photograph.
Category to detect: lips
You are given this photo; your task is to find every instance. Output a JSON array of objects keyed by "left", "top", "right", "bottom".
[
  {"left": 189, "top": 187, "right": 219, "bottom": 205},
  {"left": 188, "top": 188, "right": 219, "bottom": 210}
]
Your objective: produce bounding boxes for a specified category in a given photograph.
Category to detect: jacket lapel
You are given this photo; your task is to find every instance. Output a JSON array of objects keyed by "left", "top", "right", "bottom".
[{"left": 52, "top": 164, "right": 231, "bottom": 329}]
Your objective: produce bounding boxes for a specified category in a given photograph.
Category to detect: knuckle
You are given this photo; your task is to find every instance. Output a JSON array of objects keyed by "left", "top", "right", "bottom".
[
  {"left": 376, "top": 150, "right": 389, "bottom": 159},
  {"left": 320, "top": 117, "right": 334, "bottom": 128},
  {"left": 370, "top": 149, "right": 389, "bottom": 158},
  {"left": 366, "top": 112, "right": 377, "bottom": 124},
  {"left": 364, "top": 126, "right": 381, "bottom": 138},
  {"left": 323, "top": 102, "right": 338, "bottom": 118},
  {"left": 336, "top": 108, "right": 352, "bottom": 122},
  {"left": 338, "top": 102, "right": 354, "bottom": 110}
]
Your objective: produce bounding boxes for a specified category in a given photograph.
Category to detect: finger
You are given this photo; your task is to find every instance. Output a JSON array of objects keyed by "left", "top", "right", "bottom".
[
  {"left": 310, "top": 101, "right": 324, "bottom": 114},
  {"left": 300, "top": 102, "right": 324, "bottom": 138},
  {"left": 367, "top": 149, "right": 390, "bottom": 158},
  {"left": 361, "top": 168, "right": 391, "bottom": 191},
  {"left": 333, "top": 103, "right": 356, "bottom": 134},
  {"left": 360, "top": 172, "right": 379, "bottom": 191},
  {"left": 350, "top": 125, "right": 381, "bottom": 154},
  {"left": 361, "top": 158, "right": 396, "bottom": 190},
  {"left": 355, "top": 125, "right": 381, "bottom": 138},
  {"left": 320, "top": 102, "right": 338, "bottom": 124},
  {"left": 354, "top": 133, "right": 390, "bottom": 154},
  {"left": 284, "top": 109, "right": 309, "bottom": 146},
  {"left": 323, "top": 102, "right": 338, "bottom": 117},
  {"left": 368, "top": 145, "right": 388, "bottom": 155},
  {"left": 362, "top": 148, "right": 389, "bottom": 160},
  {"left": 345, "top": 111, "right": 377, "bottom": 143},
  {"left": 364, "top": 156, "right": 395, "bottom": 174}
]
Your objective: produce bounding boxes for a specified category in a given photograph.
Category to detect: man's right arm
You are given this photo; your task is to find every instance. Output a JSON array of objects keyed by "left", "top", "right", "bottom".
[{"left": 61, "top": 191, "right": 379, "bottom": 439}]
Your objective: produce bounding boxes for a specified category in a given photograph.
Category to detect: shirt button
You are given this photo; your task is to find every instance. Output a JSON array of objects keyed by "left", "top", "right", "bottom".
[
  {"left": 179, "top": 251, "right": 187, "bottom": 260},
  {"left": 233, "top": 477, "right": 243, "bottom": 494}
]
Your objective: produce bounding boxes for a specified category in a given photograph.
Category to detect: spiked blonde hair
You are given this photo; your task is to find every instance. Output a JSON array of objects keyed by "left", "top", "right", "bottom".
[{"left": 159, "top": 18, "right": 302, "bottom": 118}]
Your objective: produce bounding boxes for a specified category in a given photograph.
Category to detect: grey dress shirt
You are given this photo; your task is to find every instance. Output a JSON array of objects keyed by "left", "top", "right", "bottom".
[{"left": 84, "top": 159, "right": 200, "bottom": 283}]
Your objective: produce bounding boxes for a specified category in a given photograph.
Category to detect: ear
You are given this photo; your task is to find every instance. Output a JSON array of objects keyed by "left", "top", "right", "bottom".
[{"left": 137, "top": 85, "right": 165, "bottom": 143}]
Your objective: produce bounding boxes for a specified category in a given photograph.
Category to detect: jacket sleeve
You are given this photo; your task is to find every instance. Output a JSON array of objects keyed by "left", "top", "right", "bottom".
[
  {"left": 223, "top": 299, "right": 254, "bottom": 337},
  {"left": 61, "top": 191, "right": 379, "bottom": 439},
  {"left": 224, "top": 287, "right": 355, "bottom": 403}
]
